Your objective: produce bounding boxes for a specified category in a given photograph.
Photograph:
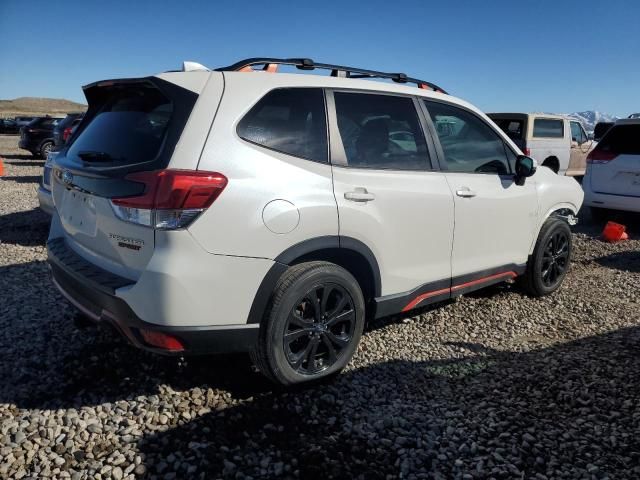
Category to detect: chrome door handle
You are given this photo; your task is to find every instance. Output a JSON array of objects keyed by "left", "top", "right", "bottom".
[
  {"left": 456, "top": 188, "right": 477, "bottom": 198},
  {"left": 344, "top": 188, "right": 375, "bottom": 202}
]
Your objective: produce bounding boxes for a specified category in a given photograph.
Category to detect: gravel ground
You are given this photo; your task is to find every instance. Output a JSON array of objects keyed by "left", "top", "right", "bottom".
[{"left": 1, "top": 133, "right": 639, "bottom": 479}]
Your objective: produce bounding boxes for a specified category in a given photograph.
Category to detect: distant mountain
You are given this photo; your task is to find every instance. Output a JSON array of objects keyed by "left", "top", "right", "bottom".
[
  {"left": 0, "top": 97, "right": 86, "bottom": 117},
  {"left": 566, "top": 111, "right": 620, "bottom": 133}
]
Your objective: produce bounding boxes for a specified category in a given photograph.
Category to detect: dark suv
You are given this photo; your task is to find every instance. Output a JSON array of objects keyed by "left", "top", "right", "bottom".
[
  {"left": 0, "top": 119, "right": 19, "bottom": 134},
  {"left": 53, "top": 113, "right": 84, "bottom": 148},
  {"left": 19, "top": 116, "right": 63, "bottom": 158}
]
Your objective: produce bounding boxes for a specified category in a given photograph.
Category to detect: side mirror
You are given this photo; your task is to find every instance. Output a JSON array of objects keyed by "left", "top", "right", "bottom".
[{"left": 515, "top": 155, "right": 536, "bottom": 186}]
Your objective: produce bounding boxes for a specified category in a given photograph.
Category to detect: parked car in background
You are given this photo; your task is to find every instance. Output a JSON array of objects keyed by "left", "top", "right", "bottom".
[
  {"left": 53, "top": 113, "right": 84, "bottom": 148},
  {"left": 18, "top": 116, "right": 63, "bottom": 158},
  {"left": 593, "top": 122, "right": 614, "bottom": 142},
  {"left": 584, "top": 118, "right": 640, "bottom": 219},
  {"left": 629, "top": 113, "right": 640, "bottom": 119},
  {"left": 38, "top": 151, "right": 57, "bottom": 215},
  {"left": 14, "top": 116, "right": 38, "bottom": 128},
  {"left": 488, "top": 113, "right": 594, "bottom": 176},
  {"left": 47, "top": 57, "right": 583, "bottom": 385},
  {"left": 0, "top": 118, "right": 19, "bottom": 134}
]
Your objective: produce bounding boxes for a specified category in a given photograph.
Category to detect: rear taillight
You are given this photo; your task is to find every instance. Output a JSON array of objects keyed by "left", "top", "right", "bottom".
[
  {"left": 524, "top": 147, "right": 531, "bottom": 156},
  {"left": 110, "top": 169, "right": 227, "bottom": 230},
  {"left": 63, "top": 127, "right": 73, "bottom": 142},
  {"left": 587, "top": 149, "right": 617, "bottom": 164}
]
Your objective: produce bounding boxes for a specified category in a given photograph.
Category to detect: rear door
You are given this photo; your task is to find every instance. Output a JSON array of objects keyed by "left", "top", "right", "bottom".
[
  {"left": 50, "top": 76, "right": 210, "bottom": 279},
  {"left": 423, "top": 100, "right": 538, "bottom": 278},
  {"left": 589, "top": 123, "right": 640, "bottom": 196},
  {"left": 328, "top": 90, "right": 454, "bottom": 298}
]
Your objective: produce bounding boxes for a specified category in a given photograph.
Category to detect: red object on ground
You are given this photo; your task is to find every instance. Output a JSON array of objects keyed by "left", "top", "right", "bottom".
[
  {"left": 0, "top": 156, "right": 4, "bottom": 176},
  {"left": 602, "top": 221, "right": 628, "bottom": 242}
]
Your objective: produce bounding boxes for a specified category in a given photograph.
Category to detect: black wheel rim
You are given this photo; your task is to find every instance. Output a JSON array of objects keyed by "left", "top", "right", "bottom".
[
  {"left": 284, "top": 283, "right": 356, "bottom": 375},
  {"left": 541, "top": 230, "right": 569, "bottom": 287}
]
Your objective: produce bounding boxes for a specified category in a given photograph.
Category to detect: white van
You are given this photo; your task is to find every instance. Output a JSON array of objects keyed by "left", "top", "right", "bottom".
[{"left": 489, "top": 113, "right": 594, "bottom": 176}]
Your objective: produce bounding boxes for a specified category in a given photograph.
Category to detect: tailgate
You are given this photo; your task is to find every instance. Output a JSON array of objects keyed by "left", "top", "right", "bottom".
[
  {"left": 590, "top": 124, "right": 640, "bottom": 197},
  {"left": 51, "top": 76, "right": 203, "bottom": 280}
]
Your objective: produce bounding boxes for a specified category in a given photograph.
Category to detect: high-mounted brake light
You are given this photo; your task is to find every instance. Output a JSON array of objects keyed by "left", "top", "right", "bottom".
[
  {"left": 110, "top": 169, "right": 227, "bottom": 230},
  {"left": 587, "top": 149, "right": 617, "bottom": 164}
]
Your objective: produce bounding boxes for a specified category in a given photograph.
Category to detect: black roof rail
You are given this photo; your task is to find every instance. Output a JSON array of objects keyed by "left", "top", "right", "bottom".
[{"left": 215, "top": 57, "right": 448, "bottom": 94}]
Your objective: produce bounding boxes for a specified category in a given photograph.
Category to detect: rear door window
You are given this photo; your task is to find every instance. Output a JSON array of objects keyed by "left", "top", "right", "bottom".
[
  {"left": 67, "top": 85, "right": 173, "bottom": 164},
  {"left": 533, "top": 119, "right": 564, "bottom": 138},
  {"left": 597, "top": 124, "right": 640, "bottom": 155},
  {"left": 237, "top": 88, "right": 328, "bottom": 163},
  {"left": 333, "top": 92, "right": 430, "bottom": 170}
]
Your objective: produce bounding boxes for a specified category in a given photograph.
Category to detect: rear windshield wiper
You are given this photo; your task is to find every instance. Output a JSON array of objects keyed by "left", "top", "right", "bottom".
[{"left": 77, "top": 150, "right": 115, "bottom": 162}]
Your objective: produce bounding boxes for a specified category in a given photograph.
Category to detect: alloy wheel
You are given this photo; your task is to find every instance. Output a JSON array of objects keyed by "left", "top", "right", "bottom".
[
  {"left": 541, "top": 230, "right": 569, "bottom": 287},
  {"left": 284, "top": 283, "right": 356, "bottom": 375}
]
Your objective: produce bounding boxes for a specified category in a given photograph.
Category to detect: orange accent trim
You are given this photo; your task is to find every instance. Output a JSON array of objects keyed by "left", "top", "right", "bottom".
[
  {"left": 264, "top": 63, "right": 278, "bottom": 73},
  {"left": 238, "top": 66, "right": 254, "bottom": 72},
  {"left": 0, "top": 157, "right": 4, "bottom": 176},
  {"left": 419, "top": 84, "right": 428, "bottom": 90},
  {"left": 451, "top": 271, "right": 517, "bottom": 292},
  {"left": 401, "top": 271, "right": 518, "bottom": 312},
  {"left": 401, "top": 287, "right": 449, "bottom": 312}
]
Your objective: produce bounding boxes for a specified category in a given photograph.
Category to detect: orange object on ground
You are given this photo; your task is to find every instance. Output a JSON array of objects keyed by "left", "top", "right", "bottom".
[
  {"left": 0, "top": 156, "right": 4, "bottom": 176},
  {"left": 602, "top": 221, "right": 628, "bottom": 242}
]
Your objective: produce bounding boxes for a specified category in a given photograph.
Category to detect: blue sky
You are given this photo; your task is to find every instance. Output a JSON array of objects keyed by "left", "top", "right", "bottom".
[{"left": 1, "top": 0, "right": 638, "bottom": 116}]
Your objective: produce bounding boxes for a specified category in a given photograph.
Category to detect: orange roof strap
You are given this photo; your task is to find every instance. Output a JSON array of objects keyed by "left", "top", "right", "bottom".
[{"left": 237, "top": 63, "right": 278, "bottom": 73}]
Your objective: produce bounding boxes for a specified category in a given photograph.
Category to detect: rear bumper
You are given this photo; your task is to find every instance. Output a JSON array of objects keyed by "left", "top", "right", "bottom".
[
  {"left": 583, "top": 181, "right": 640, "bottom": 213},
  {"left": 38, "top": 185, "right": 55, "bottom": 215},
  {"left": 47, "top": 237, "right": 259, "bottom": 355}
]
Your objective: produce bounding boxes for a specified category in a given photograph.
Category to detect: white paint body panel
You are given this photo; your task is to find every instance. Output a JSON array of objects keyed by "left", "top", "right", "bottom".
[
  {"left": 445, "top": 173, "right": 538, "bottom": 276},
  {"left": 332, "top": 167, "right": 454, "bottom": 295},
  {"left": 116, "top": 230, "right": 273, "bottom": 327}
]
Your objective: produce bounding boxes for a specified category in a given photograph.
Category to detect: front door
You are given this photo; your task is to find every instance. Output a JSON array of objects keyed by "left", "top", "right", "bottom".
[
  {"left": 328, "top": 90, "right": 454, "bottom": 300},
  {"left": 422, "top": 100, "right": 539, "bottom": 283},
  {"left": 568, "top": 121, "right": 593, "bottom": 176}
]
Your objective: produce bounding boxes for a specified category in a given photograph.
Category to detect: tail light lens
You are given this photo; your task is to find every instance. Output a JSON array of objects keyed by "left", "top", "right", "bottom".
[
  {"left": 63, "top": 127, "right": 73, "bottom": 142},
  {"left": 587, "top": 149, "right": 617, "bottom": 164},
  {"left": 524, "top": 147, "right": 531, "bottom": 156},
  {"left": 139, "top": 329, "right": 184, "bottom": 352},
  {"left": 110, "top": 169, "right": 227, "bottom": 230}
]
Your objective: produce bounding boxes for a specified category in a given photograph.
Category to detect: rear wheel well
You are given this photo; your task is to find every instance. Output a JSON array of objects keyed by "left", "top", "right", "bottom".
[
  {"left": 542, "top": 156, "right": 560, "bottom": 173},
  {"left": 290, "top": 248, "right": 377, "bottom": 306}
]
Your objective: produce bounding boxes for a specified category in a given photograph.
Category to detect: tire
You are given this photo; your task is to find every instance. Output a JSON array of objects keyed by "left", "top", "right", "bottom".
[
  {"left": 39, "top": 141, "right": 53, "bottom": 159},
  {"left": 590, "top": 207, "right": 610, "bottom": 224},
  {"left": 542, "top": 158, "right": 559, "bottom": 174},
  {"left": 252, "top": 261, "right": 365, "bottom": 386},
  {"left": 520, "top": 218, "right": 572, "bottom": 297}
]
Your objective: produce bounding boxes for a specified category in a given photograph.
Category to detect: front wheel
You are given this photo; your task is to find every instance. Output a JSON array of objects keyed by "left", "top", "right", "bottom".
[
  {"left": 252, "top": 261, "right": 365, "bottom": 386},
  {"left": 520, "top": 218, "right": 572, "bottom": 297}
]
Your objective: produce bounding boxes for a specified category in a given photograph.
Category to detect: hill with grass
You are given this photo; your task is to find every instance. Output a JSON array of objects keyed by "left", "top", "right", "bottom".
[{"left": 0, "top": 97, "right": 86, "bottom": 118}]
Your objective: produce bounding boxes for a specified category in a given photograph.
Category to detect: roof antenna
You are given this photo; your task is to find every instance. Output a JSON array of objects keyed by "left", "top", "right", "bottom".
[{"left": 182, "top": 61, "right": 210, "bottom": 72}]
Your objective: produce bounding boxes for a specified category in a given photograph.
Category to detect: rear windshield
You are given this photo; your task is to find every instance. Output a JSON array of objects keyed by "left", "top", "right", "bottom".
[
  {"left": 492, "top": 118, "right": 525, "bottom": 140},
  {"left": 67, "top": 85, "right": 172, "bottom": 164},
  {"left": 597, "top": 125, "right": 640, "bottom": 155},
  {"left": 533, "top": 119, "right": 564, "bottom": 138},
  {"left": 593, "top": 122, "right": 614, "bottom": 141}
]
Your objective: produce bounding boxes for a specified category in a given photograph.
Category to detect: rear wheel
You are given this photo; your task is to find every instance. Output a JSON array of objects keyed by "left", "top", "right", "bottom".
[
  {"left": 542, "top": 157, "right": 560, "bottom": 174},
  {"left": 39, "top": 141, "right": 53, "bottom": 159},
  {"left": 520, "top": 218, "right": 572, "bottom": 297},
  {"left": 252, "top": 261, "right": 365, "bottom": 386}
]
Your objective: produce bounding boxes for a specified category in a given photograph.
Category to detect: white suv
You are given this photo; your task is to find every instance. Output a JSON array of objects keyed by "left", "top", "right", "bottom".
[
  {"left": 583, "top": 118, "right": 640, "bottom": 218},
  {"left": 47, "top": 58, "right": 584, "bottom": 385}
]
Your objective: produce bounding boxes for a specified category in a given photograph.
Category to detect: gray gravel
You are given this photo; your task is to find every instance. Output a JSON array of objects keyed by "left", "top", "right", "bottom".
[{"left": 1, "top": 133, "right": 640, "bottom": 479}]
